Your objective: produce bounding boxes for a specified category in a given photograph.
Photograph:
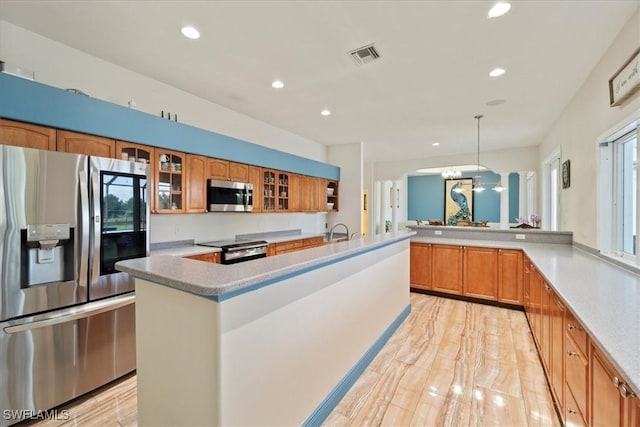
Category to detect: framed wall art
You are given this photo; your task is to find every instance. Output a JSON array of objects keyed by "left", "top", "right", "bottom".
[
  {"left": 562, "top": 159, "right": 570, "bottom": 189},
  {"left": 444, "top": 178, "right": 474, "bottom": 225}
]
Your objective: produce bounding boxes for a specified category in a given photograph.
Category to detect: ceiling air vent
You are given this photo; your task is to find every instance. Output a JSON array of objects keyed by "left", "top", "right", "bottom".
[{"left": 348, "top": 44, "right": 381, "bottom": 66}]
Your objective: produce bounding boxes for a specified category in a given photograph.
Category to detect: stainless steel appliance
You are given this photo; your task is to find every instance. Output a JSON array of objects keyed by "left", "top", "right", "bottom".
[
  {"left": 0, "top": 145, "right": 148, "bottom": 426},
  {"left": 197, "top": 240, "right": 267, "bottom": 264},
  {"left": 207, "top": 179, "right": 253, "bottom": 212}
]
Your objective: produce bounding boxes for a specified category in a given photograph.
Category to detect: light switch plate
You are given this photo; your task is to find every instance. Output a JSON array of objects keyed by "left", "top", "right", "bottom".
[
  {"left": 515, "top": 234, "right": 526, "bottom": 240},
  {"left": 434, "top": 230, "right": 443, "bottom": 236}
]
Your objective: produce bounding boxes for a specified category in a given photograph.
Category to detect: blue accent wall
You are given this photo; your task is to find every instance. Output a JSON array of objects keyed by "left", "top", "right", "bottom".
[
  {"left": 408, "top": 171, "right": 521, "bottom": 223},
  {"left": 0, "top": 73, "right": 340, "bottom": 180}
]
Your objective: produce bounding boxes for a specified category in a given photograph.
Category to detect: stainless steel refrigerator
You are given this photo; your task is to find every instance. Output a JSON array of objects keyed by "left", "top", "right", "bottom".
[{"left": 0, "top": 145, "right": 148, "bottom": 426}]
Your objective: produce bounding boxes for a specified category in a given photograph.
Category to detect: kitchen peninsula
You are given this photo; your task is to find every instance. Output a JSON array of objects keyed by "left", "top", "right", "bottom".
[{"left": 116, "top": 231, "right": 413, "bottom": 426}]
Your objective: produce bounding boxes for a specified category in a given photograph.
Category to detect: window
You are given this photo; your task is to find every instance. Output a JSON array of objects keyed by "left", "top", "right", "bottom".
[
  {"left": 614, "top": 130, "right": 637, "bottom": 257},
  {"left": 599, "top": 120, "right": 638, "bottom": 262}
]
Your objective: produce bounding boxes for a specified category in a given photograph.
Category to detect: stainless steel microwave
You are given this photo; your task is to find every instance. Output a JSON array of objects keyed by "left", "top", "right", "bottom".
[{"left": 207, "top": 179, "right": 253, "bottom": 212}]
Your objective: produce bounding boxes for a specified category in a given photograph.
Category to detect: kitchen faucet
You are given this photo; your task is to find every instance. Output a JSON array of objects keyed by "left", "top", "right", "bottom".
[{"left": 329, "top": 223, "right": 350, "bottom": 241}]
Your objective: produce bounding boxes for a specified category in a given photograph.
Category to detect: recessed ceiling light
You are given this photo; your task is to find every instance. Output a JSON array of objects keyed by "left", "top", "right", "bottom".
[
  {"left": 488, "top": 2, "right": 511, "bottom": 18},
  {"left": 489, "top": 68, "right": 506, "bottom": 77},
  {"left": 432, "top": 142, "right": 440, "bottom": 146},
  {"left": 321, "top": 109, "right": 331, "bottom": 116},
  {"left": 181, "top": 26, "right": 200, "bottom": 40},
  {"left": 486, "top": 99, "right": 506, "bottom": 107},
  {"left": 271, "top": 80, "right": 284, "bottom": 89}
]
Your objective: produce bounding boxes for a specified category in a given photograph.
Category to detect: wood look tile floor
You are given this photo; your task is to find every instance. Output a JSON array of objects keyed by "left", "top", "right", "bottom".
[{"left": 22, "top": 294, "right": 560, "bottom": 427}]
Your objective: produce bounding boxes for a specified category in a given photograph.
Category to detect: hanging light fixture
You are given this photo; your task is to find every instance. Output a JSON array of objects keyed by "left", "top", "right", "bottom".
[
  {"left": 441, "top": 170, "right": 462, "bottom": 179},
  {"left": 493, "top": 180, "right": 506, "bottom": 192},
  {"left": 472, "top": 114, "right": 485, "bottom": 192}
]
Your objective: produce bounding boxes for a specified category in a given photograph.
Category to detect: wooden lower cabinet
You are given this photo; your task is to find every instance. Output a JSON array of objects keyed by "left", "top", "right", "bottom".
[
  {"left": 0, "top": 118, "right": 56, "bottom": 150},
  {"left": 550, "top": 293, "right": 565, "bottom": 412},
  {"left": 270, "top": 236, "right": 325, "bottom": 256},
  {"left": 185, "top": 252, "right": 220, "bottom": 263},
  {"left": 462, "top": 246, "right": 498, "bottom": 300},
  {"left": 540, "top": 281, "right": 552, "bottom": 373},
  {"left": 565, "top": 334, "right": 589, "bottom": 424},
  {"left": 431, "top": 244, "right": 463, "bottom": 294},
  {"left": 57, "top": 130, "right": 115, "bottom": 157},
  {"left": 409, "top": 242, "right": 431, "bottom": 290},
  {"left": 497, "top": 249, "right": 523, "bottom": 304},
  {"left": 591, "top": 345, "right": 637, "bottom": 427}
]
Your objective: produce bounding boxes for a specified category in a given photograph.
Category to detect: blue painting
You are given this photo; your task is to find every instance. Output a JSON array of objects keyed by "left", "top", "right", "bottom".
[{"left": 444, "top": 178, "right": 473, "bottom": 225}]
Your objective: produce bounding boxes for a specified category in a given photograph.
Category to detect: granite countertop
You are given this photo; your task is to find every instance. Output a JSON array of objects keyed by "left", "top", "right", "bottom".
[
  {"left": 117, "top": 231, "right": 413, "bottom": 299},
  {"left": 412, "top": 236, "right": 640, "bottom": 395}
]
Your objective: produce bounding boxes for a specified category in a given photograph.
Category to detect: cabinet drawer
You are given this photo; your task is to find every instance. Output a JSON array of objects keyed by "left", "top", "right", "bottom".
[
  {"left": 565, "top": 334, "right": 588, "bottom": 419},
  {"left": 275, "top": 240, "right": 304, "bottom": 253},
  {"left": 565, "top": 386, "right": 587, "bottom": 427},
  {"left": 565, "top": 309, "right": 588, "bottom": 356},
  {"left": 302, "top": 237, "right": 323, "bottom": 248}
]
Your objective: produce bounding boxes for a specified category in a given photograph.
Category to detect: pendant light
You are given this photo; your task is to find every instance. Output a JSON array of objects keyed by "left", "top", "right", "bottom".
[{"left": 472, "top": 114, "right": 485, "bottom": 193}]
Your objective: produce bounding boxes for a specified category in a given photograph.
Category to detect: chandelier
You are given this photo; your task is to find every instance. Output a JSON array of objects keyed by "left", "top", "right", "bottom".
[{"left": 441, "top": 170, "right": 462, "bottom": 179}]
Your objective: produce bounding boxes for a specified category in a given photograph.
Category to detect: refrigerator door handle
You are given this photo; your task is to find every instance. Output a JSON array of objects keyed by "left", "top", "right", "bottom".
[
  {"left": 79, "top": 169, "right": 90, "bottom": 290},
  {"left": 3, "top": 294, "right": 135, "bottom": 334},
  {"left": 90, "top": 170, "right": 101, "bottom": 286}
]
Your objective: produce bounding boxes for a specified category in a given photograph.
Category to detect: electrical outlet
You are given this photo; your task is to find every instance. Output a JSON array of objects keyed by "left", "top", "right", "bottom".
[
  {"left": 434, "top": 230, "right": 443, "bottom": 236},
  {"left": 175, "top": 225, "right": 180, "bottom": 234},
  {"left": 515, "top": 234, "right": 526, "bottom": 240}
]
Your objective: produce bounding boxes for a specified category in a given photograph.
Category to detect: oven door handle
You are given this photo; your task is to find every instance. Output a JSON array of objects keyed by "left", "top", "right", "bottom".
[{"left": 3, "top": 294, "right": 135, "bottom": 334}]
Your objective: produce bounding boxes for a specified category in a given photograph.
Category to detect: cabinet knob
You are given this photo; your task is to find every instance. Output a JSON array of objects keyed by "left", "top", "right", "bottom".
[
  {"left": 567, "top": 350, "right": 577, "bottom": 357},
  {"left": 619, "top": 384, "right": 630, "bottom": 398},
  {"left": 612, "top": 376, "right": 621, "bottom": 388},
  {"left": 567, "top": 323, "right": 575, "bottom": 331},
  {"left": 567, "top": 406, "right": 577, "bottom": 414}
]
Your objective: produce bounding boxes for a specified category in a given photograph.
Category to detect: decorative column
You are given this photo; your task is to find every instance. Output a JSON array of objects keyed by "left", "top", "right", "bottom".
[
  {"left": 499, "top": 172, "right": 510, "bottom": 229},
  {"left": 391, "top": 180, "right": 401, "bottom": 231},
  {"left": 518, "top": 171, "right": 528, "bottom": 221},
  {"left": 373, "top": 181, "right": 381, "bottom": 235}
]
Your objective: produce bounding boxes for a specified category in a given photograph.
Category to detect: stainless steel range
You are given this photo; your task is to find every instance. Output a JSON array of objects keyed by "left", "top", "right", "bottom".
[{"left": 198, "top": 240, "right": 268, "bottom": 264}]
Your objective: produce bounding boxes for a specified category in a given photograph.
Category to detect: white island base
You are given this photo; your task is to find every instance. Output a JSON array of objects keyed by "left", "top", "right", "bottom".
[{"left": 133, "top": 238, "right": 410, "bottom": 426}]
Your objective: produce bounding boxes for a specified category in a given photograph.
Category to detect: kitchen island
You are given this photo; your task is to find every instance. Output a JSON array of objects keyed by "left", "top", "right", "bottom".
[{"left": 116, "top": 231, "right": 413, "bottom": 426}]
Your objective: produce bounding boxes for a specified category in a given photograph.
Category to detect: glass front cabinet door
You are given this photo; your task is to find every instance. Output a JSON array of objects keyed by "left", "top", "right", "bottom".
[{"left": 155, "top": 149, "right": 184, "bottom": 213}]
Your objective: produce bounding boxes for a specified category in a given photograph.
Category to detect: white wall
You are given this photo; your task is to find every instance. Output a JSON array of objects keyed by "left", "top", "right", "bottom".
[
  {"left": 537, "top": 9, "right": 640, "bottom": 247},
  {"left": 0, "top": 21, "right": 330, "bottom": 242},
  {"left": 327, "top": 143, "right": 363, "bottom": 237},
  {"left": 150, "top": 212, "right": 325, "bottom": 244}
]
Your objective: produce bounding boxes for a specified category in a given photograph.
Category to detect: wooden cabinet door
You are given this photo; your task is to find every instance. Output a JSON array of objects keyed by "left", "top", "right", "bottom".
[
  {"left": 565, "top": 335, "right": 588, "bottom": 422},
  {"left": 431, "top": 244, "right": 463, "bottom": 295},
  {"left": 229, "top": 161, "right": 249, "bottom": 182},
  {"left": 317, "top": 178, "right": 328, "bottom": 212},
  {"left": 497, "top": 249, "right": 523, "bottom": 304},
  {"left": 185, "top": 252, "right": 219, "bottom": 263},
  {"left": 186, "top": 154, "right": 208, "bottom": 213},
  {"left": 154, "top": 149, "right": 184, "bottom": 213},
  {"left": 591, "top": 345, "right": 635, "bottom": 427},
  {"left": 540, "top": 281, "right": 552, "bottom": 372},
  {"left": 523, "top": 257, "right": 532, "bottom": 324},
  {"left": 277, "top": 172, "right": 290, "bottom": 211},
  {"left": 57, "top": 130, "right": 115, "bottom": 157},
  {"left": 410, "top": 243, "right": 431, "bottom": 290},
  {"left": 288, "top": 174, "right": 301, "bottom": 212},
  {"left": 463, "top": 246, "right": 498, "bottom": 300},
  {"left": 262, "top": 170, "right": 276, "bottom": 211},
  {"left": 0, "top": 118, "right": 56, "bottom": 150},
  {"left": 550, "top": 293, "right": 565, "bottom": 413},
  {"left": 529, "top": 265, "right": 542, "bottom": 346},
  {"left": 208, "top": 158, "right": 229, "bottom": 180},
  {"left": 248, "top": 166, "right": 263, "bottom": 213},
  {"left": 116, "top": 141, "right": 155, "bottom": 211}
]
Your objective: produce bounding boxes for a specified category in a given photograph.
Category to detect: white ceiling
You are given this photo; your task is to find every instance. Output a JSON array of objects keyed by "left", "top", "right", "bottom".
[{"left": 0, "top": 1, "right": 637, "bottom": 162}]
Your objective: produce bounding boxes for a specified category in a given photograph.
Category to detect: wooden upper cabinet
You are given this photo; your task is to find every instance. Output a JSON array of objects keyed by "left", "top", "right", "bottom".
[
  {"left": 317, "top": 178, "right": 329, "bottom": 212},
  {"left": 248, "top": 166, "right": 263, "bottom": 213},
  {"left": 462, "top": 246, "right": 498, "bottom": 300},
  {"left": 207, "top": 158, "right": 249, "bottom": 182},
  {"left": 208, "top": 158, "right": 229, "bottom": 180},
  {"left": 410, "top": 242, "right": 431, "bottom": 290},
  {"left": 154, "top": 148, "right": 184, "bottom": 213},
  {"left": 229, "top": 162, "right": 249, "bottom": 182},
  {"left": 288, "top": 174, "right": 301, "bottom": 212},
  {"left": 431, "top": 244, "right": 463, "bottom": 295},
  {"left": 186, "top": 154, "right": 208, "bottom": 213},
  {"left": 57, "top": 130, "right": 115, "bottom": 157},
  {"left": 116, "top": 140, "right": 155, "bottom": 211},
  {"left": 497, "top": 249, "right": 523, "bottom": 304},
  {"left": 0, "top": 118, "right": 56, "bottom": 150}
]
